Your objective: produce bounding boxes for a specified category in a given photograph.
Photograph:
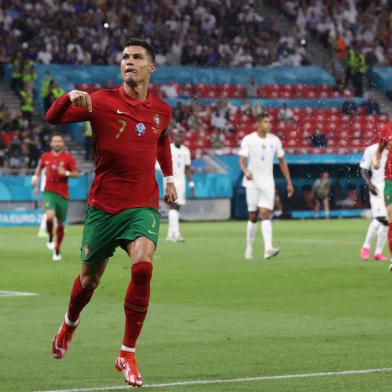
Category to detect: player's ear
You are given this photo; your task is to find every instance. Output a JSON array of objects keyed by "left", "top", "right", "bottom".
[{"left": 149, "top": 63, "right": 156, "bottom": 74}]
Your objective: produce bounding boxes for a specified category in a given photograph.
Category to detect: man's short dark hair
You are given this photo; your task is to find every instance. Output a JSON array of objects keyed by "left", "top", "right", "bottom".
[
  {"left": 124, "top": 38, "right": 156, "bottom": 63},
  {"left": 51, "top": 132, "right": 64, "bottom": 139},
  {"left": 255, "top": 112, "right": 271, "bottom": 122}
]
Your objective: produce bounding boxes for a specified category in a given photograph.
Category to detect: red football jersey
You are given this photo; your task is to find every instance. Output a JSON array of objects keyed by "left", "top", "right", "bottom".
[
  {"left": 378, "top": 122, "right": 392, "bottom": 180},
  {"left": 45, "top": 86, "right": 173, "bottom": 213},
  {"left": 39, "top": 151, "right": 77, "bottom": 199}
]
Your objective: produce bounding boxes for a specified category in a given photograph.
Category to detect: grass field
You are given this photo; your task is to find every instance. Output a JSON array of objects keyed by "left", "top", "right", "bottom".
[{"left": 1, "top": 219, "right": 392, "bottom": 392}]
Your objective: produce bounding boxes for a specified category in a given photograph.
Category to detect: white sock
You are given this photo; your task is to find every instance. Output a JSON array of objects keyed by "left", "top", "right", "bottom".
[
  {"left": 168, "top": 209, "right": 180, "bottom": 237},
  {"left": 375, "top": 223, "right": 387, "bottom": 254},
  {"left": 363, "top": 219, "right": 380, "bottom": 249},
  {"left": 261, "top": 219, "right": 273, "bottom": 251},
  {"left": 121, "top": 345, "right": 135, "bottom": 353},
  {"left": 64, "top": 312, "right": 79, "bottom": 327},
  {"left": 39, "top": 212, "right": 47, "bottom": 232},
  {"left": 246, "top": 221, "right": 256, "bottom": 250}
]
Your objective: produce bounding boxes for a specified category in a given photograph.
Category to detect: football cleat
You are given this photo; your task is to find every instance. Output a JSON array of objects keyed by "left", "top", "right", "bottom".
[
  {"left": 174, "top": 234, "right": 185, "bottom": 242},
  {"left": 264, "top": 247, "right": 280, "bottom": 260},
  {"left": 52, "top": 249, "right": 62, "bottom": 261},
  {"left": 38, "top": 230, "right": 48, "bottom": 238},
  {"left": 360, "top": 247, "right": 370, "bottom": 261},
  {"left": 374, "top": 253, "right": 388, "bottom": 262},
  {"left": 115, "top": 353, "right": 143, "bottom": 387},
  {"left": 389, "top": 263, "right": 392, "bottom": 272},
  {"left": 52, "top": 318, "right": 79, "bottom": 359},
  {"left": 47, "top": 241, "right": 55, "bottom": 250},
  {"left": 166, "top": 234, "right": 176, "bottom": 243},
  {"left": 244, "top": 248, "right": 253, "bottom": 260}
]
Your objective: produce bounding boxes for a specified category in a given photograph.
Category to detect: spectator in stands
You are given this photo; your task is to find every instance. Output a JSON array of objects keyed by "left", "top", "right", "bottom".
[
  {"left": 173, "top": 102, "right": 187, "bottom": 124},
  {"left": 312, "top": 172, "right": 331, "bottom": 219},
  {"left": 278, "top": 103, "right": 295, "bottom": 122},
  {"left": 251, "top": 102, "right": 264, "bottom": 117},
  {"left": 310, "top": 126, "right": 328, "bottom": 148},
  {"left": 360, "top": 99, "right": 381, "bottom": 115},
  {"left": 246, "top": 77, "right": 257, "bottom": 98},
  {"left": 20, "top": 83, "right": 34, "bottom": 128},
  {"left": 7, "top": 136, "right": 23, "bottom": 170},
  {"left": 44, "top": 81, "right": 64, "bottom": 112},
  {"left": 11, "top": 52, "right": 23, "bottom": 94},
  {"left": 211, "top": 108, "right": 229, "bottom": 132},
  {"left": 209, "top": 129, "right": 225, "bottom": 149},
  {"left": 239, "top": 99, "right": 252, "bottom": 116},
  {"left": 83, "top": 121, "right": 93, "bottom": 160},
  {"left": 0, "top": 0, "right": 307, "bottom": 68}
]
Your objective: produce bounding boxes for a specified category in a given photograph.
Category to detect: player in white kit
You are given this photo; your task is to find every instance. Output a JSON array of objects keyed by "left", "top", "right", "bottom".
[
  {"left": 167, "top": 129, "right": 195, "bottom": 242},
  {"left": 239, "top": 112, "right": 294, "bottom": 260},
  {"left": 359, "top": 143, "right": 388, "bottom": 261},
  {"left": 35, "top": 168, "right": 48, "bottom": 238}
]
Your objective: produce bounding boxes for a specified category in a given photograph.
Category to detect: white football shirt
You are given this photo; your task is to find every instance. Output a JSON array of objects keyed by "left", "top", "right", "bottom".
[
  {"left": 359, "top": 143, "right": 387, "bottom": 187},
  {"left": 171, "top": 143, "right": 191, "bottom": 180},
  {"left": 239, "top": 132, "right": 284, "bottom": 189}
]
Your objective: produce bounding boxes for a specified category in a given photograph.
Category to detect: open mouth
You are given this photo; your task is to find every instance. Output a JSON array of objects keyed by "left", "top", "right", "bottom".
[{"left": 125, "top": 69, "right": 136, "bottom": 74}]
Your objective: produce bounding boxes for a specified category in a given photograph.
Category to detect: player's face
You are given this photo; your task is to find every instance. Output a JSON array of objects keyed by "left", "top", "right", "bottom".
[
  {"left": 257, "top": 117, "right": 272, "bottom": 133},
  {"left": 51, "top": 136, "right": 64, "bottom": 153},
  {"left": 121, "top": 46, "right": 156, "bottom": 84},
  {"left": 173, "top": 134, "right": 184, "bottom": 145}
]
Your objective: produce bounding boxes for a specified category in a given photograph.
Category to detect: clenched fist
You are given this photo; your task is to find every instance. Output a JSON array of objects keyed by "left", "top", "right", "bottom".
[{"left": 68, "top": 90, "right": 92, "bottom": 112}]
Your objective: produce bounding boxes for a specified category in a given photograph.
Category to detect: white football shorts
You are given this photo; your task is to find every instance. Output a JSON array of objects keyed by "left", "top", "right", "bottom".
[
  {"left": 246, "top": 186, "right": 275, "bottom": 211},
  {"left": 370, "top": 184, "right": 386, "bottom": 218}
]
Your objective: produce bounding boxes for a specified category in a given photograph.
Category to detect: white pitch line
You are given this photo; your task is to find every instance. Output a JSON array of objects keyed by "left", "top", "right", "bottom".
[
  {"left": 0, "top": 290, "right": 38, "bottom": 297},
  {"left": 32, "top": 367, "right": 392, "bottom": 392}
]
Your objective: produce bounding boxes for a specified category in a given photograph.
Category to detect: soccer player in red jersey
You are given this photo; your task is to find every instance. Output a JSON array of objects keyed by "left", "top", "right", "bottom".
[
  {"left": 45, "top": 38, "right": 176, "bottom": 387},
  {"left": 374, "top": 122, "right": 392, "bottom": 267},
  {"left": 32, "top": 133, "right": 79, "bottom": 261}
]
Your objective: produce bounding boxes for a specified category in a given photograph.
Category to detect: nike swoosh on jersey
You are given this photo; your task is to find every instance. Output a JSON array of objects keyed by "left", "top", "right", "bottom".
[
  {"left": 147, "top": 229, "right": 157, "bottom": 235},
  {"left": 116, "top": 109, "right": 129, "bottom": 115}
]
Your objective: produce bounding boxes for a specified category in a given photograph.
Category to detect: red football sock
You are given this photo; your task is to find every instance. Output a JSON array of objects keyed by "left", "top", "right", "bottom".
[
  {"left": 47, "top": 218, "right": 54, "bottom": 242},
  {"left": 55, "top": 223, "right": 64, "bottom": 252},
  {"left": 388, "top": 223, "right": 392, "bottom": 254},
  {"left": 122, "top": 262, "right": 153, "bottom": 350},
  {"left": 67, "top": 275, "right": 95, "bottom": 323}
]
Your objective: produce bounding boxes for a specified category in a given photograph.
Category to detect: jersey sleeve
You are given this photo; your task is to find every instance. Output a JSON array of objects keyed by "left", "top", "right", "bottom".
[
  {"left": 276, "top": 137, "right": 285, "bottom": 158},
  {"left": 239, "top": 137, "right": 249, "bottom": 157},
  {"left": 38, "top": 153, "right": 46, "bottom": 169},
  {"left": 66, "top": 154, "right": 78, "bottom": 172},
  {"left": 157, "top": 109, "right": 173, "bottom": 177},
  {"left": 45, "top": 93, "right": 94, "bottom": 124},
  {"left": 359, "top": 148, "right": 371, "bottom": 170}
]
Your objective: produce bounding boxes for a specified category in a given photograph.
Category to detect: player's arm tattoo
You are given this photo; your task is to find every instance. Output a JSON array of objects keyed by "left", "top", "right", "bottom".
[{"left": 116, "top": 119, "right": 127, "bottom": 139}]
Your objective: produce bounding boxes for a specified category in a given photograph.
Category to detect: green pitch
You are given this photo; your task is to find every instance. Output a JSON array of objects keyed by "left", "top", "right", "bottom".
[{"left": 1, "top": 219, "right": 392, "bottom": 392}]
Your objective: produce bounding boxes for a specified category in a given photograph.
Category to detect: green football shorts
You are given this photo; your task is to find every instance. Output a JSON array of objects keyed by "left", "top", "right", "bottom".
[
  {"left": 384, "top": 180, "right": 392, "bottom": 206},
  {"left": 80, "top": 206, "right": 161, "bottom": 265},
  {"left": 43, "top": 191, "right": 68, "bottom": 223}
]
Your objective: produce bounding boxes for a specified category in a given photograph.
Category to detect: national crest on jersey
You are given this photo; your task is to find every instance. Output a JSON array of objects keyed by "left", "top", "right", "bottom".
[
  {"left": 152, "top": 113, "right": 161, "bottom": 134},
  {"left": 135, "top": 122, "right": 146, "bottom": 136}
]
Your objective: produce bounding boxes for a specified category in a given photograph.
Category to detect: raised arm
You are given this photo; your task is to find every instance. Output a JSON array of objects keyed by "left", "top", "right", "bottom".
[{"left": 45, "top": 90, "right": 93, "bottom": 124}]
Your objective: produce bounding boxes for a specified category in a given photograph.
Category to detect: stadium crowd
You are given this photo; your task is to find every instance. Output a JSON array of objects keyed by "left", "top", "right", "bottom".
[
  {"left": 0, "top": 0, "right": 310, "bottom": 67},
  {"left": 276, "top": 0, "right": 392, "bottom": 67}
]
